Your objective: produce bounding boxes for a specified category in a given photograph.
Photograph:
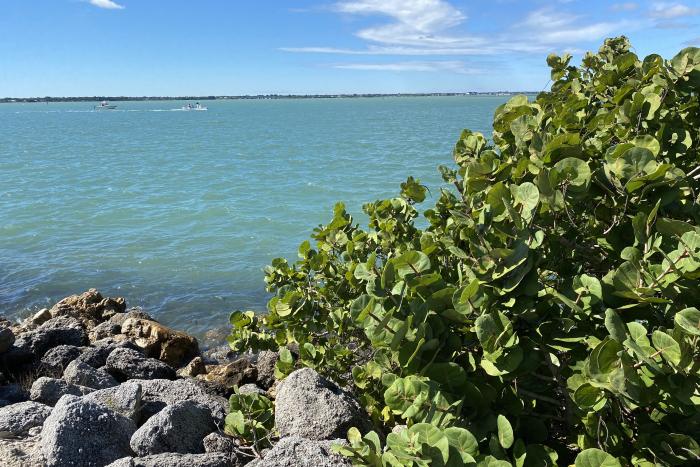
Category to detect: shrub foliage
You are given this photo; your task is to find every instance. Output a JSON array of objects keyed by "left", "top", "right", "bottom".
[{"left": 228, "top": 37, "right": 700, "bottom": 466}]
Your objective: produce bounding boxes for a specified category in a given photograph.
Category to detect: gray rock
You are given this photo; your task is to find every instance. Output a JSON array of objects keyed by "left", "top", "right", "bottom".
[
  {"left": 0, "top": 383, "right": 29, "bottom": 403},
  {"left": 255, "top": 351, "right": 278, "bottom": 389},
  {"left": 0, "top": 401, "right": 52, "bottom": 435},
  {"left": 202, "top": 345, "right": 236, "bottom": 365},
  {"left": 0, "top": 325, "right": 15, "bottom": 354},
  {"left": 84, "top": 381, "right": 142, "bottom": 422},
  {"left": 106, "top": 347, "right": 176, "bottom": 381},
  {"left": 12, "top": 316, "right": 87, "bottom": 359},
  {"left": 106, "top": 452, "right": 234, "bottom": 467},
  {"left": 177, "top": 356, "right": 207, "bottom": 378},
  {"left": 238, "top": 383, "right": 266, "bottom": 396},
  {"left": 247, "top": 436, "right": 350, "bottom": 467},
  {"left": 39, "top": 344, "right": 83, "bottom": 374},
  {"left": 88, "top": 320, "right": 122, "bottom": 342},
  {"left": 0, "top": 427, "right": 45, "bottom": 466},
  {"left": 135, "top": 378, "right": 228, "bottom": 423},
  {"left": 109, "top": 308, "right": 155, "bottom": 327},
  {"left": 41, "top": 395, "right": 136, "bottom": 467},
  {"left": 63, "top": 359, "right": 119, "bottom": 389},
  {"left": 275, "top": 368, "right": 370, "bottom": 440},
  {"left": 130, "top": 400, "right": 216, "bottom": 456},
  {"left": 30, "top": 377, "right": 94, "bottom": 405},
  {"left": 203, "top": 432, "right": 239, "bottom": 454}
]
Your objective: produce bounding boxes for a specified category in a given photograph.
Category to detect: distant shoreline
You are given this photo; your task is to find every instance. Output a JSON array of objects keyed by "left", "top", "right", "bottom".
[{"left": 0, "top": 92, "right": 538, "bottom": 104}]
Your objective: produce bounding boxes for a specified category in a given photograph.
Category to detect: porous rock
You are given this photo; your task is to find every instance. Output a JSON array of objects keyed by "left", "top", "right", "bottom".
[
  {"left": 39, "top": 344, "right": 83, "bottom": 374},
  {"left": 121, "top": 317, "right": 199, "bottom": 366},
  {"left": 109, "top": 308, "right": 155, "bottom": 327},
  {"left": 130, "top": 400, "right": 216, "bottom": 456},
  {"left": 135, "top": 378, "right": 228, "bottom": 423},
  {"left": 274, "top": 368, "right": 370, "bottom": 440},
  {"left": 40, "top": 395, "right": 136, "bottom": 467},
  {"left": 49, "top": 288, "right": 126, "bottom": 329},
  {"left": 30, "top": 377, "right": 94, "bottom": 406},
  {"left": 83, "top": 381, "right": 142, "bottom": 422},
  {"left": 238, "top": 383, "right": 266, "bottom": 396},
  {"left": 255, "top": 350, "right": 278, "bottom": 389},
  {"left": 0, "top": 401, "right": 52, "bottom": 435},
  {"left": 177, "top": 356, "right": 207, "bottom": 377},
  {"left": 197, "top": 358, "right": 256, "bottom": 397},
  {"left": 106, "top": 452, "right": 234, "bottom": 467},
  {"left": 202, "top": 432, "right": 239, "bottom": 454},
  {"left": 88, "top": 320, "right": 122, "bottom": 342},
  {"left": 106, "top": 347, "right": 176, "bottom": 381},
  {"left": 0, "top": 324, "right": 15, "bottom": 354},
  {"left": 63, "top": 359, "right": 119, "bottom": 389},
  {"left": 11, "top": 316, "right": 87, "bottom": 360},
  {"left": 247, "top": 436, "right": 350, "bottom": 467}
]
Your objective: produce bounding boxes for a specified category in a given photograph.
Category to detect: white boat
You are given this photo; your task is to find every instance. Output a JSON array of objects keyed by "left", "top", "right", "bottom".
[
  {"left": 94, "top": 101, "right": 117, "bottom": 110},
  {"left": 182, "top": 102, "right": 207, "bottom": 111}
]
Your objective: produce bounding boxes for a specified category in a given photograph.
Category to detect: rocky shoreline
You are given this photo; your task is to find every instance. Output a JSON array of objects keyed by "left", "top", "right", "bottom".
[{"left": 0, "top": 290, "right": 365, "bottom": 466}]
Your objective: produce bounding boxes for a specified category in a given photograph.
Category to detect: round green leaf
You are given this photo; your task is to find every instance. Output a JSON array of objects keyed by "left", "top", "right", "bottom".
[{"left": 575, "top": 448, "right": 621, "bottom": 467}]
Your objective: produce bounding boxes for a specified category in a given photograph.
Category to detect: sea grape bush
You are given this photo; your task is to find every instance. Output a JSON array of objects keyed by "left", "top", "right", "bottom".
[{"left": 227, "top": 37, "right": 700, "bottom": 466}]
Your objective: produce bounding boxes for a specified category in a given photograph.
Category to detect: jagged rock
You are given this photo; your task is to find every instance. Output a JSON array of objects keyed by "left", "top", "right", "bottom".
[
  {"left": 109, "top": 309, "right": 155, "bottom": 327},
  {"left": 135, "top": 378, "right": 228, "bottom": 423},
  {"left": 30, "top": 308, "right": 52, "bottom": 326},
  {"left": 203, "top": 432, "right": 240, "bottom": 454},
  {"left": 41, "top": 395, "right": 136, "bottom": 466},
  {"left": 49, "top": 289, "right": 126, "bottom": 329},
  {"left": 247, "top": 436, "right": 350, "bottom": 467},
  {"left": 178, "top": 356, "right": 207, "bottom": 377},
  {"left": 0, "top": 324, "right": 15, "bottom": 354},
  {"left": 255, "top": 351, "right": 278, "bottom": 389},
  {"left": 88, "top": 320, "right": 122, "bottom": 342},
  {"left": 0, "top": 383, "right": 29, "bottom": 403},
  {"left": 106, "top": 347, "right": 176, "bottom": 381},
  {"left": 39, "top": 345, "right": 83, "bottom": 374},
  {"left": 84, "top": 381, "right": 143, "bottom": 422},
  {"left": 30, "top": 377, "right": 94, "bottom": 406},
  {"left": 197, "top": 358, "right": 256, "bottom": 396},
  {"left": 74, "top": 340, "right": 138, "bottom": 368},
  {"left": 202, "top": 345, "right": 236, "bottom": 365},
  {"left": 275, "top": 368, "right": 370, "bottom": 440},
  {"left": 63, "top": 359, "right": 119, "bottom": 389},
  {"left": 106, "top": 452, "right": 235, "bottom": 467},
  {"left": 238, "top": 383, "right": 266, "bottom": 395},
  {"left": 130, "top": 400, "right": 216, "bottom": 456},
  {"left": 0, "top": 401, "right": 52, "bottom": 435},
  {"left": 11, "top": 316, "right": 87, "bottom": 360},
  {"left": 121, "top": 318, "right": 199, "bottom": 366}
]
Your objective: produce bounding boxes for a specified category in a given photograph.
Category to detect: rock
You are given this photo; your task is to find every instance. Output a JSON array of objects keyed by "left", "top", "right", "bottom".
[
  {"left": 30, "top": 377, "right": 94, "bottom": 405},
  {"left": 202, "top": 345, "right": 236, "bottom": 365},
  {"left": 75, "top": 340, "right": 138, "bottom": 368},
  {"left": 202, "top": 432, "right": 239, "bottom": 454},
  {"left": 31, "top": 308, "right": 52, "bottom": 326},
  {"left": 63, "top": 359, "right": 119, "bottom": 389},
  {"left": 0, "top": 383, "right": 29, "bottom": 403},
  {"left": 41, "top": 395, "right": 136, "bottom": 466},
  {"left": 275, "top": 368, "right": 370, "bottom": 440},
  {"left": 197, "top": 358, "right": 256, "bottom": 396},
  {"left": 106, "top": 347, "right": 176, "bottom": 381},
  {"left": 0, "top": 428, "right": 45, "bottom": 466},
  {"left": 89, "top": 320, "right": 122, "bottom": 342},
  {"left": 109, "top": 308, "right": 155, "bottom": 327},
  {"left": 0, "top": 401, "right": 52, "bottom": 435},
  {"left": 0, "top": 325, "right": 15, "bottom": 353},
  {"left": 130, "top": 400, "right": 216, "bottom": 456},
  {"left": 39, "top": 344, "right": 83, "bottom": 375},
  {"left": 121, "top": 318, "right": 199, "bottom": 366},
  {"left": 255, "top": 350, "right": 278, "bottom": 389},
  {"left": 178, "top": 356, "right": 207, "bottom": 377},
  {"left": 11, "top": 316, "right": 87, "bottom": 360},
  {"left": 247, "top": 436, "right": 350, "bottom": 467},
  {"left": 106, "top": 452, "right": 235, "bottom": 467},
  {"left": 49, "top": 289, "right": 126, "bottom": 329},
  {"left": 84, "top": 381, "right": 143, "bottom": 422},
  {"left": 238, "top": 383, "right": 266, "bottom": 396},
  {"left": 135, "top": 378, "right": 228, "bottom": 423}
]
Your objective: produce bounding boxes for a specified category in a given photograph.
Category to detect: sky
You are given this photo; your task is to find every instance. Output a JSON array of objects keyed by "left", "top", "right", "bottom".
[{"left": 0, "top": 0, "right": 698, "bottom": 97}]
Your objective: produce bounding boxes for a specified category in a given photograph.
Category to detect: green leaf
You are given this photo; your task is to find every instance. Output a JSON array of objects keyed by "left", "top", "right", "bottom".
[
  {"left": 496, "top": 414, "right": 514, "bottom": 449},
  {"left": 604, "top": 309, "right": 627, "bottom": 342},
  {"left": 574, "top": 448, "right": 621, "bottom": 467},
  {"left": 675, "top": 307, "right": 700, "bottom": 336},
  {"left": 553, "top": 157, "right": 591, "bottom": 188},
  {"left": 392, "top": 251, "right": 431, "bottom": 278},
  {"left": 651, "top": 330, "right": 682, "bottom": 366}
]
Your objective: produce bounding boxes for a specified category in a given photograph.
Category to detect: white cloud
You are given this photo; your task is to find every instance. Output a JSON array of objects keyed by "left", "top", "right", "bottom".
[
  {"left": 611, "top": 2, "right": 639, "bottom": 11},
  {"left": 88, "top": 0, "right": 125, "bottom": 10},
  {"left": 649, "top": 2, "right": 699, "bottom": 19},
  {"left": 520, "top": 9, "right": 629, "bottom": 44},
  {"left": 334, "top": 60, "right": 481, "bottom": 74}
]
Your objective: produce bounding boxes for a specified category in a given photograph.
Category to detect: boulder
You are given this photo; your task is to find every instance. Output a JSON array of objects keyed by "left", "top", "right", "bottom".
[
  {"left": 247, "top": 436, "right": 350, "bottom": 467},
  {"left": 197, "top": 358, "right": 256, "bottom": 396},
  {"left": 30, "top": 377, "right": 94, "bottom": 406},
  {"left": 255, "top": 350, "right": 278, "bottom": 389},
  {"left": 0, "top": 383, "right": 29, "bottom": 403},
  {"left": 109, "top": 309, "right": 155, "bottom": 327},
  {"left": 135, "top": 378, "right": 228, "bottom": 423},
  {"left": 49, "top": 289, "right": 126, "bottom": 329},
  {"left": 106, "top": 452, "right": 234, "bottom": 467},
  {"left": 11, "top": 316, "right": 87, "bottom": 360},
  {"left": 0, "top": 401, "right": 52, "bottom": 435},
  {"left": 40, "top": 395, "right": 136, "bottom": 466},
  {"left": 130, "top": 400, "right": 216, "bottom": 456},
  {"left": 75, "top": 340, "right": 138, "bottom": 368},
  {"left": 0, "top": 324, "right": 15, "bottom": 354},
  {"left": 0, "top": 427, "right": 45, "bottom": 466},
  {"left": 121, "top": 318, "right": 199, "bottom": 366},
  {"left": 84, "top": 381, "right": 143, "bottom": 422},
  {"left": 63, "top": 359, "right": 119, "bottom": 389},
  {"left": 203, "top": 432, "right": 239, "bottom": 454},
  {"left": 177, "top": 356, "right": 207, "bottom": 377},
  {"left": 106, "top": 347, "right": 176, "bottom": 381},
  {"left": 39, "top": 345, "right": 83, "bottom": 375},
  {"left": 88, "top": 320, "right": 122, "bottom": 342},
  {"left": 202, "top": 345, "right": 236, "bottom": 365},
  {"left": 274, "top": 368, "right": 370, "bottom": 440},
  {"left": 238, "top": 384, "right": 266, "bottom": 396},
  {"left": 30, "top": 308, "right": 52, "bottom": 326}
]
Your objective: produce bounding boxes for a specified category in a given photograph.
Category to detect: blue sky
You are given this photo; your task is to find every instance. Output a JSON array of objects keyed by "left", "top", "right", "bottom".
[{"left": 0, "top": 0, "right": 698, "bottom": 96}]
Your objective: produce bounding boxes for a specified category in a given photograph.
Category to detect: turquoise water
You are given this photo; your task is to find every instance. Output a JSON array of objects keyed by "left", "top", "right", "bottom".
[{"left": 0, "top": 96, "right": 507, "bottom": 337}]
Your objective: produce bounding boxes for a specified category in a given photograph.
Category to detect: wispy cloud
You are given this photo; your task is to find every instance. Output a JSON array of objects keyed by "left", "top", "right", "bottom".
[
  {"left": 334, "top": 60, "right": 482, "bottom": 74},
  {"left": 519, "top": 9, "right": 629, "bottom": 44},
  {"left": 649, "top": 2, "right": 699, "bottom": 19},
  {"left": 88, "top": 0, "right": 124, "bottom": 10},
  {"left": 610, "top": 2, "right": 639, "bottom": 11}
]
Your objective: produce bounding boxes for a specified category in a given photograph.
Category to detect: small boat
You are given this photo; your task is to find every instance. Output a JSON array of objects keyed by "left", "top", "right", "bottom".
[
  {"left": 94, "top": 101, "right": 117, "bottom": 110},
  {"left": 181, "top": 102, "right": 207, "bottom": 111}
]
